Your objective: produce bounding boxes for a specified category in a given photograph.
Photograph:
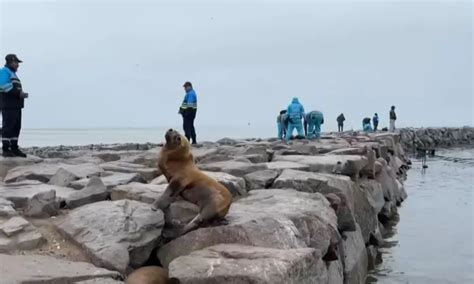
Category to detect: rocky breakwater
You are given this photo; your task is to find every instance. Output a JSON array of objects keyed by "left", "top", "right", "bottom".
[
  {"left": 399, "top": 127, "right": 474, "bottom": 151},
  {"left": 0, "top": 132, "right": 409, "bottom": 283}
]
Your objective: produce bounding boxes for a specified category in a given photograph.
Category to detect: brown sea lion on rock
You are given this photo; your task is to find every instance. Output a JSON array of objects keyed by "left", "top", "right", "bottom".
[
  {"left": 152, "top": 129, "right": 233, "bottom": 237},
  {"left": 126, "top": 266, "right": 179, "bottom": 284}
]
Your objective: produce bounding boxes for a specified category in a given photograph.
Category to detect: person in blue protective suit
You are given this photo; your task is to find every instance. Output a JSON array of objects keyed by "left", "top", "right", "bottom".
[
  {"left": 277, "top": 110, "right": 288, "bottom": 140},
  {"left": 363, "top": 117, "right": 373, "bottom": 133},
  {"left": 286, "top": 97, "right": 305, "bottom": 142},
  {"left": 373, "top": 113, "right": 379, "bottom": 132},
  {"left": 179, "top": 82, "right": 198, "bottom": 144},
  {"left": 0, "top": 54, "right": 28, "bottom": 158},
  {"left": 304, "top": 110, "right": 324, "bottom": 140}
]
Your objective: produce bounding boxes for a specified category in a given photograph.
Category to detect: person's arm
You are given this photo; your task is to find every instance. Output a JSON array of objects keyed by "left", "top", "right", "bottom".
[{"left": 0, "top": 70, "right": 21, "bottom": 96}]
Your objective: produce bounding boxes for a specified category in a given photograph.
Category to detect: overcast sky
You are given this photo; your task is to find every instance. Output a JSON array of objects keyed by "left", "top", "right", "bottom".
[{"left": 0, "top": 0, "right": 472, "bottom": 132}]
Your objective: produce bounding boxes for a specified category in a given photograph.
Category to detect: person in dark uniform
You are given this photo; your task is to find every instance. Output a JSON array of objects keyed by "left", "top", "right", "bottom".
[
  {"left": 0, "top": 54, "right": 28, "bottom": 157},
  {"left": 179, "top": 82, "right": 198, "bottom": 144}
]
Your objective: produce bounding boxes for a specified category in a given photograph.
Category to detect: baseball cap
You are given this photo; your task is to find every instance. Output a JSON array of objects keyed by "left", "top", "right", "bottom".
[
  {"left": 5, "top": 54, "right": 22, "bottom": 63},
  {"left": 183, "top": 81, "right": 192, "bottom": 87}
]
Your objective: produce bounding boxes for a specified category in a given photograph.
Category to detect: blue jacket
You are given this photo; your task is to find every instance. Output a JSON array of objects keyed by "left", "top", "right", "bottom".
[
  {"left": 373, "top": 115, "right": 379, "bottom": 124},
  {"left": 180, "top": 89, "right": 197, "bottom": 110},
  {"left": 0, "top": 66, "right": 23, "bottom": 110},
  {"left": 287, "top": 97, "right": 305, "bottom": 121}
]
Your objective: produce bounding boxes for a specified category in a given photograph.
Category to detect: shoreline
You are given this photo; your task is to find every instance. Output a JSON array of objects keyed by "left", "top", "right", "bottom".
[{"left": 0, "top": 127, "right": 472, "bottom": 283}]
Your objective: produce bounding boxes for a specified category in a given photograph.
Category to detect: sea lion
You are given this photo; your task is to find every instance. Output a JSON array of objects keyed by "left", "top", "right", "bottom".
[
  {"left": 151, "top": 129, "right": 232, "bottom": 237},
  {"left": 126, "top": 266, "right": 179, "bottom": 284}
]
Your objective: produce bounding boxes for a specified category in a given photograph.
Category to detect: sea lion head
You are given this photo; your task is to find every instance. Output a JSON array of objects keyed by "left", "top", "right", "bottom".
[{"left": 165, "top": 129, "right": 190, "bottom": 152}]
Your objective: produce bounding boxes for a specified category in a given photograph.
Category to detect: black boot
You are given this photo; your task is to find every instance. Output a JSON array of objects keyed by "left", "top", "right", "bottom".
[
  {"left": 2, "top": 140, "right": 14, "bottom": 157},
  {"left": 10, "top": 141, "right": 27, "bottom": 158}
]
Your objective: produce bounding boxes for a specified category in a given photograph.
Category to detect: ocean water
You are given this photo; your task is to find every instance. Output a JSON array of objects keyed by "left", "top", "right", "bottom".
[
  {"left": 369, "top": 148, "right": 474, "bottom": 284},
  {"left": 19, "top": 126, "right": 274, "bottom": 147}
]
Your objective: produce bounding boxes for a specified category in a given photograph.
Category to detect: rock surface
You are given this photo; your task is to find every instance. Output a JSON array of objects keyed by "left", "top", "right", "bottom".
[
  {"left": 244, "top": 169, "right": 280, "bottom": 190},
  {"left": 24, "top": 189, "right": 59, "bottom": 217},
  {"left": 0, "top": 254, "right": 122, "bottom": 284},
  {"left": 57, "top": 200, "right": 164, "bottom": 273},
  {"left": 70, "top": 172, "right": 145, "bottom": 190},
  {"left": 169, "top": 244, "right": 329, "bottom": 284},
  {"left": 66, "top": 177, "right": 109, "bottom": 209},
  {"left": 0, "top": 216, "right": 45, "bottom": 252},
  {"left": 0, "top": 197, "right": 17, "bottom": 217},
  {"left": 111, "top": 182, "right": 168, "bottom": 204}
]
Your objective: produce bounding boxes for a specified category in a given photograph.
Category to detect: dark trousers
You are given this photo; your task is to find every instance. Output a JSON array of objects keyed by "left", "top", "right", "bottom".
[
  {"left": 374, "top": 123, "right": 378, "bottom": 132},
  {"left": 2, "top": 109, "right": 22, "bottom": 151},
  {"left": 182, "top": 109, "right": 197, "bottom": 143},
  {"left": 338, "top": 123, "right": 343, "bottom": 132}
]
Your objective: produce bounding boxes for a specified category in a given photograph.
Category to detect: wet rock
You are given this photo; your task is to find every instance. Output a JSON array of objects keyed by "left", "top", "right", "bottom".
[
  {"left": 4, "top": 162, "right": 104, "bottom": 183},
  {"left": 111, "top": 182, "right": 168, "bottom": 204},
  {"left": 169, "top": 244, "right": 328, "bottom": 284},
  {"left": 352, "top": 185, "right": 379, "bottom": 244},
  {"left": 70, "top": 172, "right": 145, "bottom": 190},
  {"left": 101, "top": 161, "right": 158, "bottom": 181},
  {"left": 66, "top": 177, "right": 109, "bottom": 209},
  {"left": 0, "top": 180, "right": 76, "bottom": 209},
  {"left": 0, "top": 254, "right": 121, "bottom": 283},
  {"left": 273, "top": 169, "right": 357, "bottom": 231},
  {"left": 342, "top": 225, "right": 368, "bottom": 284},
  {"left": 158, "top": 189, "right": 339, "bottom": 267},
  {"left": 244, "top": 169, "right": 279, "bottom": 190},
  {"left": 24, "top": 189, "right": 59, "bottom": 217},
  {"left": 48, "top": 168, "right": 79, "bottom": 187},
  {"left": 57, "top": 200, "right": 164, "bottom": 274},
  {"left": 273, "top": 155, "right": 368, "bottom": 178},
  {"left": 360, "top": 179, "right": 385, "bottom": 214},
  {"left": 0, "top": 197, "right": 17, "bottom": 217},
  {"left": 198, "top": 160, "right": 267, "bottom": 177}
]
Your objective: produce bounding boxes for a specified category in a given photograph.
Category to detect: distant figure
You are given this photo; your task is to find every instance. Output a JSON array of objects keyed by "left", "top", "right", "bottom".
[
  {"left": 304, "top": 110, "right": 324, "bottom": 140},
  {"left": 0, "top": 54, "right": 28, "bottom": 158},
  {"left": 373, "top": 113, "right": 379, "bottom": 131},
  {"left": 337, "top": 113, "right": 345, "bottom": 132},
  {"left": 286, "top": 97, "right": 305, "bottom": 142},
  {"left": 363, "top": 117, "right": 373, "bottom": 133},
  {"left": 179, "top": 82, "right": 197, "bottom": 144},
  {"left": 277, "top": 110, "right": 288, "bottom": 140},
  {"left": 389, "top": 106, "right": 397, "bottom": 132}
]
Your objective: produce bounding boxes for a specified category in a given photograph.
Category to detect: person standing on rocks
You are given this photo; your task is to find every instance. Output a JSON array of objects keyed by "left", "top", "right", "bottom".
[
  {"left": 337, "top": 113, "right": 345, "bottom": 132},
  {"left": 0, "top": 54, "right": 28, "bottom": 158},
  {"left": 179, "top": 81, "right": 198, "bottom": 144},
  {"left": 286, "top": 97, "right": 305, "bottom": 142},
  {"left": 304, "top": 110, "right": 324, "bottom": 140},
  {"left": 277, "top": 110, "right": 288, "bottom": 140},
  {"left": 389, "top": 106, "right": 397, "bottom": 132},
  {"left": 373, "top": 113, "right": 379, "bottom": 132}
]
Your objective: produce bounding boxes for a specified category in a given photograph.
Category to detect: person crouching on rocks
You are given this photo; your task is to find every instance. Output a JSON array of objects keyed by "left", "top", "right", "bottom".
[
  {"left": 363, "top": 117, "right": 373, "bottom": 133},
  {"left": 304, "top": 110, "right": 324, "bottom": 140},
  {"left": 277, "top": 110, "right": 288, "bottom": 140},
  {"left": 286, "top": 97, "right": 305, "bottom": 142}
]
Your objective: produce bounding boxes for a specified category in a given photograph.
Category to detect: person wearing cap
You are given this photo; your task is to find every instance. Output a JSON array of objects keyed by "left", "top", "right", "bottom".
[
  {"left": 179, "top": 82, "right": 198, "bottom": 144},
  {"left": 0, "top": 54, "right": 28, "bottom": 157}
]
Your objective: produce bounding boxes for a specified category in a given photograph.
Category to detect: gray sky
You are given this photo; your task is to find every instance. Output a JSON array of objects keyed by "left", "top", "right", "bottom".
[{"left": 1, "top": 0, "right": 472, "bottom": 132}]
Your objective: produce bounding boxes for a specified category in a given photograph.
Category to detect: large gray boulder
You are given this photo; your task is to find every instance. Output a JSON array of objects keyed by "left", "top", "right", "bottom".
[
  {"left": 0, "top": 216, "right": 45, "bottom": 252},
  {"left": 70, "top": 172, "right": 145, "bottom": 190},
  {"left": 66, "top": 177, "right": 109, "bottom": 209},
  {"left": 0, "top": 254, "right": 121, "bottom": 283},
  {"left": 198, "top": 160, "right": 267, "bottom": 177},
  {"left": 0, "top": 155, "right": 42, "bottom": 180},
  {"left": 0, "top": 197, "right": 17, "bottom": 217},
  {"left": 101, "top": 161, "right": 158, "bottom": 181},
  {"left": 111, "top": 182, "right": 168, "bottom": 204},
  {"left": 273, "top": 155, "right": 368, "bottom": 178},
  {"left": 265, "top": 161, "right": 310, "bottom": 172},
  {"left": 56, "top": 200, "right": 164, "bottom": 274},
  {"left": 169, "top": 244, "right": 329, "bottom": 284},
  {"left": 4, "top": 162, "right": 103, "bottom": 183},
  {"left": 272, "top": 169, "right": 357, "bottom": 232},
  {"left": 24, "top": 189, "right": 59, "bottom": 217},
  {"left": 48, "top": 168, "right": 79, "bottom": 187},
  {"left": 158, "top": 189, "right": 339, "bottom": 267},
  {"left": 342, "top": 225, "right": 368, "bottom": 284},
  {"left": 244, "top": 169, "right": 279, "bottom": 190},
  {"left": 0, "top": 180, "right": 76, "bottom": 209}
]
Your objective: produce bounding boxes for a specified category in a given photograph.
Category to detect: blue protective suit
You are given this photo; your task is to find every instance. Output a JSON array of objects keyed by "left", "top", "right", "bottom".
[
  {"left": 306, "top": 110, "right": 324, "bottom": 139},
  {"left": 363, "top": 123, "right": 373, "bottom": 133},
  {"left": 286, "top": 98, "right": 305, "bottom": 142}
]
